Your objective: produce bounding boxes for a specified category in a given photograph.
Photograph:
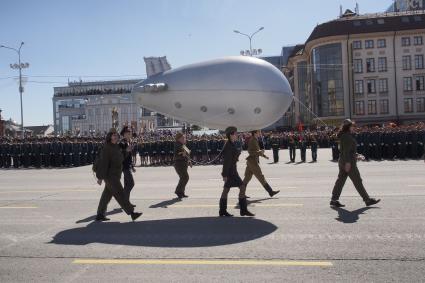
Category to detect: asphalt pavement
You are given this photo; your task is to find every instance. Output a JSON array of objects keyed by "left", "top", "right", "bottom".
[{"left": 0, "top": 149, "right": 424, "bottom": 282}]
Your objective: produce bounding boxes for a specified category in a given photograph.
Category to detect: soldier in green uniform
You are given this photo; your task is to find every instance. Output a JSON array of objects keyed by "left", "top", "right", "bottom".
[
  {"left": 288, "top": 134, "right": 296, "bottom": 163},
  {"left": 271, "top": 134, "right": 280, "bottom": 163},
  {"left": 242, "top": 130, "right": 280, "bottom": 197},
  {"left": 219, "top": 126, "right": 254, "bottom": 217},
  {"left": 95, "top": 128, "right": 142, "bottom": 222},
  {"left": 330, "top": 119, "right": 381, "bottom": 208},
  {"left": 173, "top": 132, "right": 191, "bottom": 199}
]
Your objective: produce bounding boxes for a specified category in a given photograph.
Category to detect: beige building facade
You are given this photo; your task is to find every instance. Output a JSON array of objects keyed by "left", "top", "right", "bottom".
[{"left": 287, "top": 10, "right": 425, "bottom": 126}]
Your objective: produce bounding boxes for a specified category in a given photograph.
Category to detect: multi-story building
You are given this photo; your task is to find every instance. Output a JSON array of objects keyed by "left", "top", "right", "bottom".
[
  {"left": 287, "top": 9, "right": 425, "bottom": 126},
  {"left": 53, "top": 79, "right": 181, "bottom": 136},
  {"left": 0, "top": 109, "right": 4, "bottom": 137}
]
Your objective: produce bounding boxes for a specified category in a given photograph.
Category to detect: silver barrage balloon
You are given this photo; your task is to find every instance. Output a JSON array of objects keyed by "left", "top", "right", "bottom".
[{"left": 132, "top": 56, "right": 293, "bottom": 131}]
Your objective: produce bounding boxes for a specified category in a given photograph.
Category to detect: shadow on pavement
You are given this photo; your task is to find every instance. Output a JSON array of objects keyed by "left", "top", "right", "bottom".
[
  {"left": 75, "top": 208, "right": 123, "bottom": 224},
  {"left": 50, "top": 217, "right": 277, "bottom": 247},
  {"left": 332, "top": 207, "right": 379, "bottom": 223},
  {"left": 149, "top": 198, "right": 182, "bottom": 208},
  {"left": 233, "top": 197, "right": 275, "bottom": 209}
]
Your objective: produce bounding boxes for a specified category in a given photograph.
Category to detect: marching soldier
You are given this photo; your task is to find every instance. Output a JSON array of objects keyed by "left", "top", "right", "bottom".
[
  {"left": 219, "top": 126, "right": 254, "bottom": 217},
  {"left": 330, "top": 119, "right": 380, "bottom": 208},
  {"left": 242, "top": 130, "right": 280, "bottom": 197},
  {"left": 173, "top": 132, "right": 191, "bottom": 199},
  {"left": 95, "top": 128, "right": 142, "bottom": 222},
  {"left": 120, "top": 126, "right": 137, "bottom": 206}
]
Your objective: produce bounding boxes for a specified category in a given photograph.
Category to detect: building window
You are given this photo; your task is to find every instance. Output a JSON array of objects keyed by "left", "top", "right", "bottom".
[
  {"left": 353, "top": 59, "right": 363, "bottom": 73},
  {"left": 378, "top": 57, "right": 387, "bottom": 72},
  {"left": 367, "top": 79, "right": 376, "bottom": 94},
  {"left": 417, "top": 98, "right": 425, "bottom": 112},
  {"left": 402, "top": 56, "right": 412, "bottom": 70},
  {"left": 402, "top": 37, "right": 411, "bottom": 46},
  {"left": 366, "top": 58, "right": 375, "bottom": 72},
  {"left": 365, "top": 40, "right": 374, "bottom": 49},
  {"left": 416, "top": 76, "right": 425, "bottom": 91},
  {"left": 404, "top": 77, "right": 413, "bottom": 91},
  {"left": 353, "top": 40, "right": 362, "bottom": 49},
  {"left": 378, "top": 78, "right": 388, "bottom": 93},
  {"left": 414, "top": 36, "right": 423, "bottom": 46},
  {"left": 415, "top": 55, "right": 424, "bottom": 69},
  {"left": 354, "top": 80, "right": 364, "bottom": 95},
  {"left": 404, "top": 98, "right": 414, "bottom": 113},
  {"left": 355, "top": 101, "right": 365, "bottom": 115},
  {"left": 368, "top": 100, "right": 377, "bottom": 115},
  {"left": 380, "top": 99, "right": 389, "bottom": 114},
  {"left": 377, "top": 39, "right": 386, "bottom": 48}
]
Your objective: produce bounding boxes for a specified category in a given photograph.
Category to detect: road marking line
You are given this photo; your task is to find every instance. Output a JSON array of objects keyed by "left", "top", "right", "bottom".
[
  {"left": 193, "top": 187, "right": 297, "bottom": 191},
  {"left": 170, "top": 204, "right": 303, "bottom": 208},
  {"left": 0, "top": 189, "right": 96, "bottom": 194},
  {"left": 0, "top": 206, "right": 38, "bottom": 209},
  {"left": 73, "top": 259, "right": 332, "bottom": 267}
]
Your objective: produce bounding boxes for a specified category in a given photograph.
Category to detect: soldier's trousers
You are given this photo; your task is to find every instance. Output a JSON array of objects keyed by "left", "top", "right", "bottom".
[
  {"left": 300, "top": 148, "right": 306, "bottom": 162},
  {"left": 272, "top": 149, "right": 279, "bottom": 163},
  {"left": 174, "top": 163, "right": 189, "bottom": 195},
  {"left": 123, "top": 169, "right": 135, "bottom": 202},
  {"left": 311, "top": 149, "right": 317, "bottom": 161},
  {"left": 289, "top": 147, "right": 296, "bottom": 162},
  {"left": 332, "top": 161, "right": 370, "bottom": 202},
  {"left": 97, "top": 177, "right": 134, "bottom": 216},
  {"left": 243, "top": 159, "right": 267, "bottom": 187}
]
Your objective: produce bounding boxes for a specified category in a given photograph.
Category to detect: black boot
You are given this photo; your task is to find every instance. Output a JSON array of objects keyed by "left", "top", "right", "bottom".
[
  {"left": 131, "top": 212, "right": 143, "bottom": 221},
  {"left": 239, "top": 198, "right": 255, "bottom": 217},
  {"left": 365, "top": 198, "right": 381, "bottom": 207},
  {"left": 330, "top": 200, "right": 345, "bottom": 208},
  {"left": 219, "top": 198, "right": 233, "bottom": 217},
  {"left": 264, "top": 183, "right": 280, "bottom": 197},
  {"left": 95, "top": 215, "right": 110, "bottom": 222}
]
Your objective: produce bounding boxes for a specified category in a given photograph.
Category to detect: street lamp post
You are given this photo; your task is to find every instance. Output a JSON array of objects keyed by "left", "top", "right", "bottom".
[
  {"left": 0, "top": 42, "right": 29, "bottom": 139},
  {"left": 233, "top": 27, "right": 264, "bottom": 56}
]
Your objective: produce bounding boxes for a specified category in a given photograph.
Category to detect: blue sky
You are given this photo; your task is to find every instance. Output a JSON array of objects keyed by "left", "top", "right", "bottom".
[{"left": 0, "top": 0, "right": 392, "bottom": 125}]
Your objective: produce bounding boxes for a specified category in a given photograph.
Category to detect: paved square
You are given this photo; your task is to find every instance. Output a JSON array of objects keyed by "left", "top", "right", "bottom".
[{"left": 1, "top": 149, "right": 424, "bottom": 282}]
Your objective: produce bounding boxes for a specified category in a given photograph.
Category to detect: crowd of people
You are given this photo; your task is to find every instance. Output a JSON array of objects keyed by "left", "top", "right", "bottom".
[
  {"left": 0, "top": 122, "right": 424, "bottom": 169},
  {"left": 54, "top": 87, "right": 132, "bottom": 98}
]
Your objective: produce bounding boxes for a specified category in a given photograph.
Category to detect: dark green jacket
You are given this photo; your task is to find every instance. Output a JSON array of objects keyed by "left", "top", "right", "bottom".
[
  {"left": 339, "top": 132, "right": 357, "bottom": 164},
  {"left": 96, "top": 143, "right": 124, "bottom": 180},
  {"left": 174, "top": 141, "right": 189, "bottom": 165},
  {"left": 246, "top": 136, "right": 266, "bottom": 163}
]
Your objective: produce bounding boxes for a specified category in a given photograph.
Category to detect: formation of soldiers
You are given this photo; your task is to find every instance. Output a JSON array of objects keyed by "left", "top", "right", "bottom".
[
  {"left": 1, "top": 122, "right": 424, "bottom": 169},
  {"left": 0, "top": 137, "right": 103, "bottom": 169}
]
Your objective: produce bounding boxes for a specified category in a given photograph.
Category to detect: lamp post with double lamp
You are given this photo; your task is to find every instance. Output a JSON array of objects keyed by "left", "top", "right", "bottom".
[
  {"left": 0, "top": 42, "right": 30, "bottom": 139},
  {"left": 233, "top": 27, "right": 264, "bottom": 56}
]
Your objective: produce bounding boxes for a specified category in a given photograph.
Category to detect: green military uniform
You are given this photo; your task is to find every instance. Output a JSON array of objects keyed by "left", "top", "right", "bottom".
[
  {"left": 242, "top": 135, "right": 279, "bottom": 197},
  {"left": 331, "top": 131, "right": 373, "bottom": 204},
  {"left": 173, "top": 137, "right": 190, "bottom": 198},
  {"left": 96, "top": 142, "right": 135, "bottom": 217}
]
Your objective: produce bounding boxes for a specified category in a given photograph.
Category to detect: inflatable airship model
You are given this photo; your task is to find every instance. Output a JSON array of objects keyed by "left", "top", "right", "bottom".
[{"left": 132, "top": 56, "right": 293, "bottom": 131}]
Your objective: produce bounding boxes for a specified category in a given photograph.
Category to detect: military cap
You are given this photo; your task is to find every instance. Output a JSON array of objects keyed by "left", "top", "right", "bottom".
[
  {"left": 343, "top": 119, "right": 355, "bottom": 126},
  {"left": 120, "top": 126, "right": 131, "bottom": 136},
  {"left": 225, "top": 126, "right": 237, "bottom": 137}
]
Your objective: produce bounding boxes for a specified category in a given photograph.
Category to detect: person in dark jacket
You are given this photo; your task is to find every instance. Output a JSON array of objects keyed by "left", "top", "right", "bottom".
[
  {"left": 330, "top": 119, "right": 381, "bottom": 208},
  {"left": 173, "top": 132, "right": 191, "bottom": 199},
  {"left": 95, "top": 128, "right": 142, "bottom": 222},
  {"left": 219, "top": 126, "right": 254, "bottom": 217},
  {"left": 120, "top": 126, "right": 136, "bottom": 206}
]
